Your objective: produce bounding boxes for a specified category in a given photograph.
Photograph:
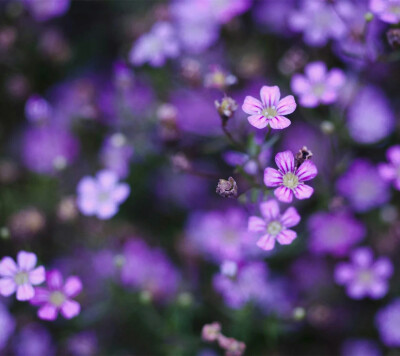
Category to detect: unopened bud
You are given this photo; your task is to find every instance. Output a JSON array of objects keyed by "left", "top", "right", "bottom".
[
  {"left": 364, "top": 12, "right": 374, "bottom": 22},
  {"left": 0, "top": 227, "right": 10, "bottom": 240},
  {"left": 139, "top": 290, "right": 152, "bottom": 304},
  {"left": 177, "top": 292, "right": 193, "bottom": 307},
  {"left": 387, "top": 28, "right": 400, "bottom": 49},
  {"left": 295, "top": 146, "right": 313, "bottom": 168},
  {"left": 216, "top": 177, "right": 238, "bottom": 198},
  {"left": 215, "top": 96, "right": 238, "bottom": 122},
  {"left": 293, "top": 307, "right": 306, "bottom": 321},
  {"left": 113, "top": 254, "right": 126, "bottom": 268},
  {"left": 320, "top": 120, "right": 335, "bottom": 135},
  {"left": 171, "top": 153, "right": 192, "bottom": 172},
  {"left": 202, "top": 322, "right": 221, "bottom": 342}
]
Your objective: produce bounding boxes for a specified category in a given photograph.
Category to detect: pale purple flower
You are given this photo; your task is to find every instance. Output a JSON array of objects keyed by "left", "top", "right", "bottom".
[
  {"left": 375, "top": 298, "right": 400, "bottom": 346},
  {"left": 76, "top": 170, "right": 130, "bottom": 220},
  {"left": 336, "top": 159, "right": 390, "bottom": 212},
  {"left": 370, "top": 0, "right": 400, "bottom": 24},
  {"left": 30, "top": 269, "right": 82, "bottom": 321},
  {"left": 248, "top": 199, "right": 301, "bottom": 251},
  {"left": 335, "top": 247, "right": 393, "bottom": 299},
  {"left": 341, "top": 339, "right": 382, "bottom": 356},
  {"left": 308, "top": 212, "right": 366, "bottom": 256},
  {"left": 13, "top": 323, "right": 55, "bottom": 356},
  {"left": 291, "top": 61, "right": 345, "bottom": 107},
  {"left": 22, "top": 0, "right": 70, "bottom": 21},
  {"left": 378, "top": 145, "right": 400, "bottom": 190},
  {"left": 242, "top": 85, "right": 296, "bottom": 129},
  {"left": 25, "top": 94, "right": 52, "bottom": 123},
  {"left": 264, "top": 150, "right": 318, "bottom": 203},
  {"left": 129, "top": 22, "right": 179, "bottom": 67},
  {"left": 288, "top": 0, "right": 346, "bottom": 47},
  {"left": 0, "top": 251, "right": 45, "bottom": 301}
]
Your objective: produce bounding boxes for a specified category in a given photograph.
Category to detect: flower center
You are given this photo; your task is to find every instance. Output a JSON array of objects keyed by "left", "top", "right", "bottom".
[
  {"left": 262, "top": 106, "right": 277, "bottom": 118},
  {"left": 390, "top": 5, "right": 400, "bottom": 15},
  {"left": 312, "top": 83, "right": 325, "bottom": 97},
  {"left": 14, "top": 272, "right": 29, "bottom": 285},
  {"left": 283, "top": 172, "right": 299, "bottom": 189},
  {"left": 98, "top": 191, "right": 110, "bottom": 202},
  {"left": 267, "top": 221, "right": 282, "bottom": 236},
  {"left": 359, "top": 270, "right": 373, "bottom": 284},
  {"left": 50, "top": 291, "right": 66, "bottom": 307}
]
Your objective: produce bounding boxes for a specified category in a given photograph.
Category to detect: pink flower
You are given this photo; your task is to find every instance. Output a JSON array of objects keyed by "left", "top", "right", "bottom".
[
  {"left": 30, "top": 270, "right": 82, "bottom": 321},
  {"left": 264, "top": 150, "right": 318, "bottom": 203},
  {"left": 378, "top": 145, "right": 400, "bottom": 190},
  {"left": 242, "top": 85, "right": 296, "bottom": 129},
  {"left": 248, "top": 200, "right": 301, "bottom": 251},
  {"left": 0, "top": 251, "right": 45, "bottom": 301}
]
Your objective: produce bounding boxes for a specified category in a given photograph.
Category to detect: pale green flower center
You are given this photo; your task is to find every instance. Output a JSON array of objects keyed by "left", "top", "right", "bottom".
[
  {"left": 98, "top": 191, "right": 110, "bottom": 202},
  {"left": 267, "top": 221, "right": 282, "bottom": 236},
  {"left": 50, "top": 291, "right": 66, "bottom": 307},
  {"left": 262, "top": 106, "right": 277, "bottom": 118},
  {"left": 283, "top": 172, "right": 299, "bottom": 189},
  {"left": 312, "top": 83, "right": 325, "bottom": 97},
  {"left": 359, "top": 270, "right": 372, "bottom": 284},
  {"left": 14, "top": 272, "right": 29, "bottom": 285}
]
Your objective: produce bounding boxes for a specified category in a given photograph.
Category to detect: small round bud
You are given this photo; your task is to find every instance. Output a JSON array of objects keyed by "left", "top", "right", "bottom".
[
  {"left": 320, "top": 121, "right": 335, "bottom": 135},
  {"left": 171, "top": 153, "right": 192, "bottom": 172},
  {"left": 220, "top": 260, "right": 238, "bottom": 278},
  {"left": 295, "top": 146, "right": 313, "bottom": 168},
  {"left": 216, "top": 177, "right": 238, "bottom": 198},
  {"left": 0, "top": 227, "right": 10, "bottom": 240},
  {"left": 293, "top": 307, "right": 306, "bottom": 321},
  {"left": 177, "top": 292, "right": 193, "bottom": 307},
  {"left": 139, "top": 290, "right": 152, "bottom": 304},
  {"left": 113, "top": 254, "right": 126, "bottom": 268},
  {"left": 215, "top": 96, "right": 238, "bottom": 122},
  {"left": 364, "top": 12, "right": 374, "bottom": 22},
  {"left": 202, "top": 322, "right": 221, "bottom": 342},
  {"left": 387, "top": 28, "right": 400, "bottom": 49}
]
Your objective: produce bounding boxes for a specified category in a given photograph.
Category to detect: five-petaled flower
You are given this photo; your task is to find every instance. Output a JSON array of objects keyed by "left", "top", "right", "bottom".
[
  {"left": 0, "top": 251, "right": 45, "bottom": 301},
  {"left": 242, "top": 85, "right": 296, "bottom": 130},
  {"left": 30, "top": 269, "right": 82, "bottom": 321},
  {"left": 264, "top": 150, "right": 318, "bottom": 203},
  {"left": 378, "top": 145, "right": 400, "bottom": 190},
  {"left": 248, "top": 199, "right": 301, "bottom": 251}
]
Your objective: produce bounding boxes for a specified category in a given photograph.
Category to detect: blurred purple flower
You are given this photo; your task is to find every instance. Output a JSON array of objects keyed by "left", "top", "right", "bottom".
[
  {"left": 25, "top": 94, "right": 52, "bottom": 123},
  {"left": 67, "top": 331, "right": 98, "bottom": 356},
  {"left": 242, "top": 85, "right": 296, "bottom": 129},
  {"left": 335, "top": 247, "right": 393, "bottom": 299},
  {"left": 341, "top": 339, "right": 382, "bottom": 356},
  {"left": 30, "top": 269, "right": 82, "bottom": 320},
  {"left": 264, "top": 150, "right": 318, "bottom": 203},
  {"left": 336, "top": 159, "right": 390, "bottom": 212},
  {"left": 378, "top": 145, "right": 400, "bottom": 190},
  {"left": 376, "top": 298, "right": 400, "bottom": 346},
  {"left": 291, "top": 61, "right": 345, "bottom": 107},
  {"left": 0, "top": 251, "right": 45, "bottom": 301},
  {"left": 76, "top": 170, "right": 130, "bottom": 220},
  {"left": 13, "top": 323, "right": 55, "bottom": 356},
  {"left": 0, "top": 302, "right": 15, "bottom": 350},
  {"left": 22, "top": 0, "right": 70, "bottom": 21},
  {"left": 223, "top": 144, "right": 270, "bottom": 175},
  {"left": 308, "top": 212, "right": 366, "bottom": 256},
  {"left": 248, "top": 199, "right": 301, "bottom": 251},
  {"left": 113, "top": 60, "right": 134, "bottom": 91},
  {"left": 370, "top": 0, "right": 400, "bottom": 24},
  {"left": 129, "top": 22, "right": 179, "bottom": 67}
]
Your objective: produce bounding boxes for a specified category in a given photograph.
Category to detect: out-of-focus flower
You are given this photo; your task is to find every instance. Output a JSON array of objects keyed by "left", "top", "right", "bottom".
[
  {"left": 336, "top": 159, "right": 390, "bottom": 213},
  {"left": 378, "top": 145, "right": 400, "bottom": 190},
  {"left": 376, "top": 298, "right": 400, "bottom": 346},
  {"left": 215, "top": 96, "right": 238, "bottom": 122},
  {"left": 39, "top": 29, "right": 71, "bottom": 63},
  {"left": 242, "top": 85, "right": 296, "bottom": 129},
  {"left": 21, "top": 0, "right": 70, "bottom": 21},
  {"left": 335, "top": 247, "right": 393, "bottom": 299},
  {"left": 0, "top": 302, "right": 15, "bottom": 350},
  {"left": 248, "top": 199, "right": 300, "bottom": 251},
  {"left": 129, "top": 22, "right": 179, "bottom": 67},
  {"left": 308, "top": 212, "right": 366, "bottom": 256},
  {"left": 347, "top": 86, "right": 395, "bottom": 144},
  {"left": 8, "top": 207, "right": 46, "bottom": 239},
  {"left": 113, "top": 60, "right": 134, "bottom": 90},
  {"left": 370, "top": 0, "right": 400, "bottom": 24},
  {"left": 291, "top": 61, "right": 345, "bottom": 107},
  {"left": 288, "top": 0, "right": 346, "bottom": 47},
  {"left": 13, "top": 323, "right": 55, "bottom": 356},
  {"left": 30, "top": 269, "right": 82, "bottom": 320},
  {"left": 253, "top": 0, "right": 295, "bottom": 35},
  {"left": 204, "top": 66, "right": 237, "bottom": 90},
  {"left": 76, "top": 170, "right": 130, "bottom": 220},
  {"left": 202, "top": 322, "right": 221, "bottom": 342},
  {"left": 67, "top": 331, "right": 98, "bottom": 356},
  {"left": 264, "top": 150, "right": 318, "bottom": 203},
  {"left": 0, "top": 251, "right": 45, "bottom": 301},
  {"left": 341, "top": 339, "right": 382, "bottom": 356},
  {"left": 25, "top": 94, "right": 52, "bottom": 123},
  {"left": 216, "top": 177, "right": 238, "bottom": 198},
  {"left": 279, "top": 47, "right": 308, "bottom": 76},
  {"left": 57, "top": 196, "right": 78, "bottom": 222},
  {"left": 218, "top": 335, "right": 246, "bottom": 356},
  {"left": 387, "top": 28, "right": 400, "bottom": 48}
]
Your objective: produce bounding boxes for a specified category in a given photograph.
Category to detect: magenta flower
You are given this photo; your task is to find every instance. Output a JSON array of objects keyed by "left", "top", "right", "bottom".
[
  {"left": 30, "top": 270, "right": 82, "bottom": 321},
  {"left": 291, "top": 61, "right": 345, "bottom": 108},
  {"left": 0, "top": 251, "right": 45, "bottom": 301},
  {"left": 264, "top": 150, "right": 318, "bottom": 203},
  {"left": 378, "top": 145, "right": 400, "bottom": 190},
  {"left": 242, "top": 85, "right": 296, "bottom": 129},
  {"left": 335, "top": 247, "right": 393, "bottom": 300},
  {"left": 248, "top": 199, "right": 301, "bottom": 251},
  {"left": 370, "top": 0, "right": 400, "bottom": 24}
]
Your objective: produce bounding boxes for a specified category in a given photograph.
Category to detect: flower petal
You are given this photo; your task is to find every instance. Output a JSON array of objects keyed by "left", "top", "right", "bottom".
[
  {"left": 291, "top": 74, "right": 311, "bottom": 95},
  {"left": 0, "top": 278, "right": 16, "bottom": 296},
  {"left": 378, "top": 163, "right": 397, "bottom": 181},
  {"left": 296, "top": 160, "right": 318, "bottom": 182},
  {"left": 280, "top": 207, "right": 301, "bottom": 228},
  {"left": 96, "top": 203, "right": 118, "bottom": 220},
  {"left": 0, "top": 257, "right": 18, "bottom": 277},
  {"left": 293, "top": 184, "right": 314, "bottom": 200},
  {"left": 260, "top": 85, "right": 280, "bottom": 107},
  {"left": 269, "top": 115, "right": 291, "bottom": 129},
  {"left": 97, "top": 170, "right": 118, "bottom": 189},
  {"left": 256, "top": 234, "right": 276, "bottom": 251},
  {"left": 326, "top": 68, "right": 345, "bottom": 89},
  {"left": 61, "top": 300, "right": 81, "bottom": 319},
  {"left": 347, "top": 282, "right": 366, "bottom": 299},
  {"left": 77, "top": 177, "right": 97, "bottom": 196},
  {"left": 276, "top": 95, "right": 296, "bottom": 115},
  {"left": 387, "top": 145, "right": 400, "bottom": 166},
  {"left": 334, "top": 263, "right": 354, "bottom": 285},
  {"left": 274, "top": 186, "right": 293, "bottom": 203},
  {"left": 373, "top": 258, "right": 393, "bottom": 278},
  {"left": 16, "top": 284, "right": 35, "bottom": 301},
  {"left": 276, "top": 229, "right": 297, "bottom": 245},
  {"left": 242, "top": 96, "right": 263, "bottom": 115},
  {"left": 38, "top": 304, "right": 58, "bottom": 320},
  {"left": 30, "top": 287, "right": 50, "bottom": 305},
  {"left": 263, "top": 168, "right": 283, "bottom": 187},
  {"left": 248, "top": 216, "right": 266, "bottom": 232},
  {"left": 275, "top": 150, "right": 295, "bottom": 174},
  {"left": 17, "top": 251, "right": 37, "bottom": 271},
  {"left": 112, "top": 183, "right": 130, "bottom": 203},
  {"left": 63, "top": 276, "right": 82, "bottom": 298},
  {"left": 47, "top": 270, "right": 64, "bottom": 290},
  {"left": 260, "top": 200, "right": 280, "bottom": 220},
  {"left": 305, "top": 61, "right": 327, "bottom": 83},
  {"left": 351, "top": 247, "right": 373, "bottom": 267},
  {"left": 28, "top": 266, "right": 45, "bottom": 285},
  {"left": 299, "top": 94, "right": 319, "bottom": 108},
  {"left": 248, "top": 115, "right": 268, "bottom": 129},
  {"left": 368, "top": 281, "right": 388, "bottom": 299}
]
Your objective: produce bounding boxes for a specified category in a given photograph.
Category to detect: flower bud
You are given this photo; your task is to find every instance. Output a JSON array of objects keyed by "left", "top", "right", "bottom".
[
  {"left": 218, "top": 335, "right": 246, "bottom": 356},
  {"left": 387, "top": 28, "right": 400, "bottom": 49},
  {"left": 295, "top": 146, "right": 313, "bottom": 168},
  {"left": 320, "top": 120, "right": 335, "bottom": 135},
  {"left": 215, "top": 96, "right": 238, "bottom": 122},
  {"left": 202, "top": 322, "right": 221, "bottom": 342},
  {"left": 216, "top": 177, "right": 238, "bottom": 198}
]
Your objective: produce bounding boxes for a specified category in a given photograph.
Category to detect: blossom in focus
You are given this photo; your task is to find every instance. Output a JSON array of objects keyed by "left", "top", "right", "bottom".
[
  {"left": 25, "top": 94, "right": 52, "bottom": 123},
  {"left": 30, "top": 269, "right": 82, "bottom": 320},
  {"left": 248, "top": 199, "right": 301, "bottom": 251},
  {"left": 21, "top": 0, "right": 70, "bottom": 21},
  {"left": 378, "top": 145, "right": 400, "bottom": 190},
  {"left": 375, "top": 298, "right": 400, "bottom": 346},
  {"left": 291, "top": 61, "right": 345, "bottom": 107},
  {"left": 370, "top": 0, "right": 400, "bottom": 24},
  {"left": 335, "top": 247, "right": 393, "bottom": 299},
  {"left": 336, "top": 159, "right": 390, "bottom": 213},
  {"left": 77, "top": 170, "right": 130, "bottom": 220},
  {"left": 264, "top": 150, "right": 318, "bottom": 203},
  {"left": 129, "top": 22, "right": 179, "bottom": 67},
  {"left": 0, "top": 251, "right": 45, "bottom": 301},
  {"left": 242, "top": 85, "right": 296, "bottom": 129}
]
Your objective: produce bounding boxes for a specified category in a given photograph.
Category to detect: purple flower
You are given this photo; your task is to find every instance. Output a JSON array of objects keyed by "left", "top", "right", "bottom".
[
  {"left": 291, "top": 61, "right": 345, "bottom": 107},
  {"left": 341, "top": 339, "right": 382, "bottom": 356},
  {"left": 242, "top": 85, "right": 296, "bottom": 129},
  {"left": 0, "top": 251, "right": 45, "bottom": 301},
  {"left": 375, "top": 298, "right": 400, "bottom": 346},
  {"left": 264, "top": 150, "right": 318, "bottom": 203},
  {"left": 378, "top": 145, "right": 400, "bottom": 190},
  {"left": 67, "top": 331, "right": 98, "bottom": 356},
  {"left": 288, "top": 0, "right": 346, "bottom": 47},
  {"left": 347, "top": 85, "right": 395, "bottom": 144},
  {"left": 76, "top": 170, "right": 130, "bottom": 220},
  {"left": 308, "top": 212, "right": 366, "bottom": 256},
  {"left": 248, "top": 199, "right": 301, "bottom": 251},
  {"left": 13, "top": 323, "right": 55, "bottom": 356},
  {"left": 22, "top": 0, "right": 70, "bottom": 21},
  {"left": 129, "top": 22, "right": 179, "bottom": 67},
  {"left": 30, "top": 269, "right": 82, "bottom": 320},
  {"left": 335, "top": 247, "right": 393, "bottom": 299},
  {"left": 370, "top": 0, "right": 400, "bottom": 24},
  {"left": 336, "top": 159, "right": 390, "bottom": 212},
  {"left": 0, "top": 302, "right": 15, "bottom": 350},
  {"left": 25, "top": 94, "right": 52, "bottom": 123}
]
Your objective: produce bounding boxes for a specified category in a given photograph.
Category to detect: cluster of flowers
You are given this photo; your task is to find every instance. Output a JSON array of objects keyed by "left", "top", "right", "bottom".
[{"left": 202, "top": 322, "right": 245, "bottom": 356}]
